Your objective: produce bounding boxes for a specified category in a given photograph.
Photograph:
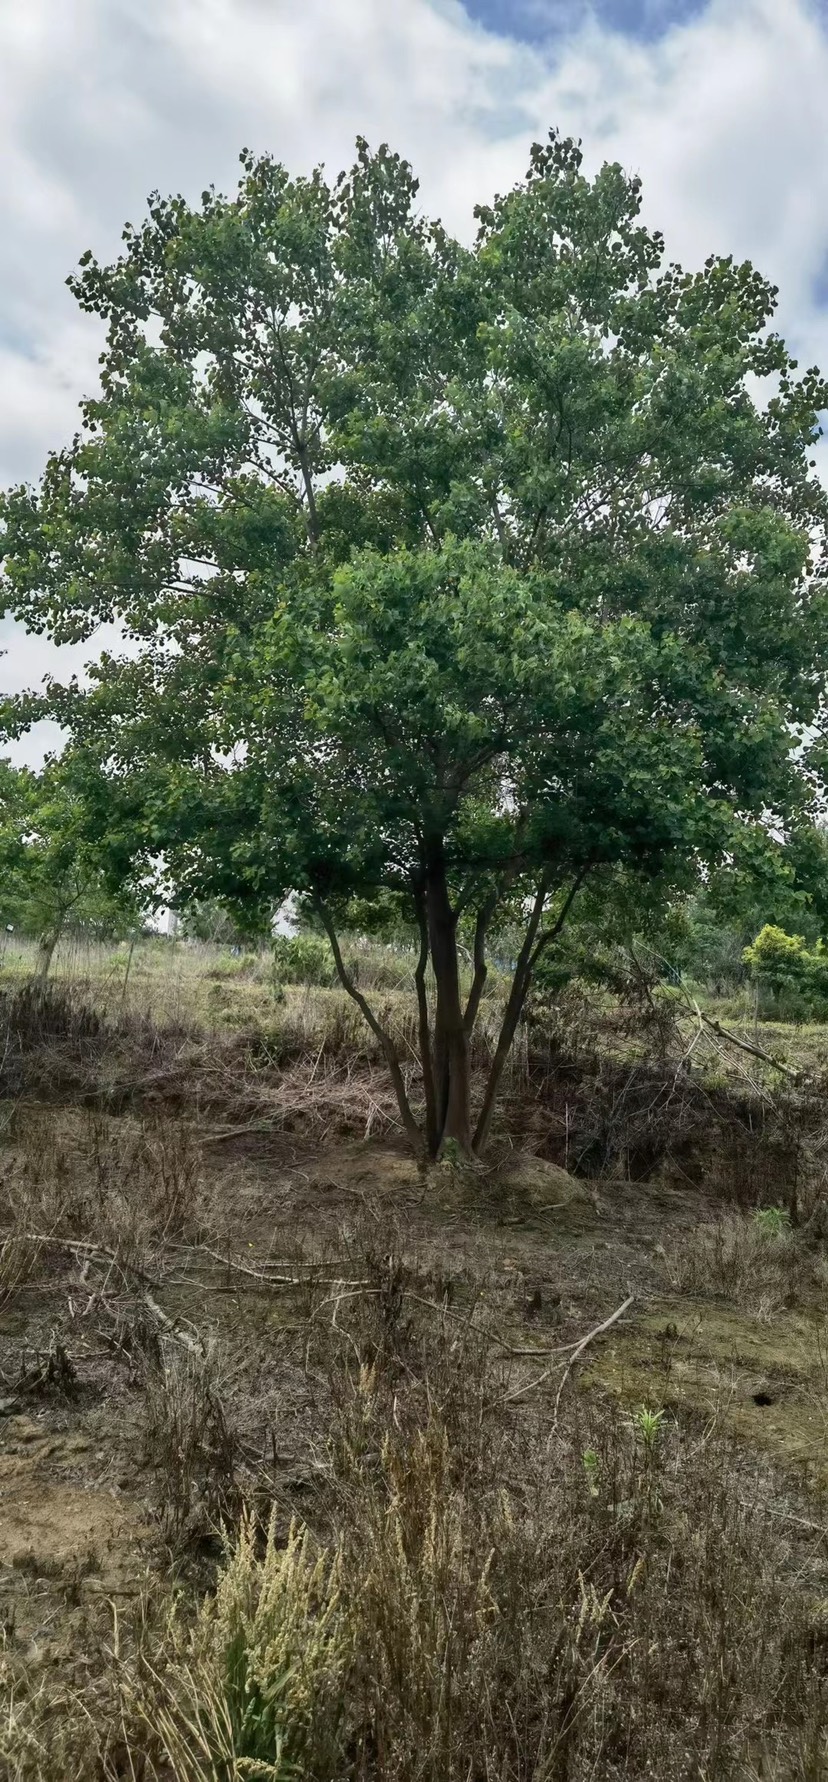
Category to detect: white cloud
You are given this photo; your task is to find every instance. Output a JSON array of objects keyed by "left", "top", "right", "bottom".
[{"left": 5, "top": 0, "right": 828, "bottom": 763}]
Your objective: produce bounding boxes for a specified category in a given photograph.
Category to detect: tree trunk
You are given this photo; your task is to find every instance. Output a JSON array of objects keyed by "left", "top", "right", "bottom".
[
  {"left": 33, "top": 928, "right": 60, "bottom": 985},
  {"left": 473, "top": 871, "right": 587, "bottom": 1156},
  {"left": 463, "top": 895, "right": 496, "bottom": 1036},
  {"left": 426, "top": 850, "right": 472, "bottom": 1155},
  {"left": 413, "top": 883, "right": 439, "bottom": 1156},
  {"left": 473, "top": 879, "right": 547, "bottom": 1156}
]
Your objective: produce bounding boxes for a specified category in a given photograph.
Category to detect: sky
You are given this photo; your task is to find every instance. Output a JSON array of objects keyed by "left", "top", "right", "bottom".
[{"left": 4, "top": 0, "right": 828, "bottom": 762}]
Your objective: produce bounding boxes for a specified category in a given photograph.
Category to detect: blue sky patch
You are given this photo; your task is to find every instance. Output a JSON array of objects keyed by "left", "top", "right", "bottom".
[
  {"left": 813, "top": 250, "right": 828, "bottom": 311},
  {"left": 461, "top": 0, "right": 710, "bottom": 46}
]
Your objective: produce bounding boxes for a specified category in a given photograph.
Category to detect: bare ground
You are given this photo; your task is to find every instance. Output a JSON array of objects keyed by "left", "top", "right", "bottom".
[{"left": 2, "top": 1102, "right": 827, "bottom": 1671}]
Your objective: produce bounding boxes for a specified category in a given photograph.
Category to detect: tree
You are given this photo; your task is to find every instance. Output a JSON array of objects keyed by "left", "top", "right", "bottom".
[
  {"left": 0, "top": 755, "right": 141, "bottom": 980},
  {"left": 743, "top": 924, "right": 828, "bottom": 1018},
  {"left": 2, "top": 133, "right": 828, "bottom": 1152}
]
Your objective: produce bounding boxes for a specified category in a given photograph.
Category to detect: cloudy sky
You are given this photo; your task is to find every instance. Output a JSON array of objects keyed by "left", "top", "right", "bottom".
[{"left": 4, "top": 0, "right": 828, "bottom": 761}]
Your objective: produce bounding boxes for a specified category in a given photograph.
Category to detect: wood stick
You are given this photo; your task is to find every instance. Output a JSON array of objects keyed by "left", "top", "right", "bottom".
[
  {"left": 17, "top": 1234, "right": 158, "bottom": 1287},
  {"left": 143, "top": 1292, "right": 203, "bottom": 1354},
  {"left": 696, "top": 1005, "right": 798, "bottom": 1078},
  {"left": 498, "top": 1294, "right": 634, "bottom": 1409},
  {"left": 549, "top": 1294, "right": 635, "bottom": 1431}
]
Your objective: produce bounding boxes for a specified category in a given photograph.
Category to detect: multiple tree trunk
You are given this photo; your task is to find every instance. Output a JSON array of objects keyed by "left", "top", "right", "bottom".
[
  {"left": 317, "top": 857, "right": 588, "bottom": 1161},
  {"left": 27, "top": 850, "right": 583, "bottom": 1157}
]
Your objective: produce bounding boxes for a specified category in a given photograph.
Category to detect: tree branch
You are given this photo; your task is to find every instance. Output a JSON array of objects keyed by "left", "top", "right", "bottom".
[
  {"left": 463, "top": 893, "right": 498, "bottom": 1036},
  {"left": 313, "top": 896, "right": 424, "bottom": 1155},
  {"left": 473, "top": 867, "right": 589, "bottom": 1154},
  {"left": 528, "top": 869, "right": 591, "bottom": 972}
]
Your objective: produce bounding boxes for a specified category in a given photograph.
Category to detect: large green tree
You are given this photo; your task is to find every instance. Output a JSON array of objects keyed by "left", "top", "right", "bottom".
[{"left": 3, "top": 133, "right": 828, "bottom": 1152}]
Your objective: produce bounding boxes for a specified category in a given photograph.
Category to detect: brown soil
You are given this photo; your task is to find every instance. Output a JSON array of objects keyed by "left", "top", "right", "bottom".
[{"left": 1, "top": 1104, "right": 826, "bottom": 1716}]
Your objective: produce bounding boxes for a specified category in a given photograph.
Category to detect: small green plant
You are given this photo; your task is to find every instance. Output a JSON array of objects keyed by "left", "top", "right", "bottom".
[
  {"left": 753, "top": 1206, "right": 791, "bottom": 1240},
  {"left": 631, "top": 1404, "right": 667, "bottom": 1453},
  {"left": 630, "top": 1405, "right": 667, "bottom": 1516},
  {"left": 581, "top": 1448, "right": 600, "bottom": 1498}
]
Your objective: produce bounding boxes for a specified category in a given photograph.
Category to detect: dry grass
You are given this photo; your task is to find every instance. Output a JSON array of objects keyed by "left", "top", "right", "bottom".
[
  {"left": 3, "top": 948, "right": 828, "bottom": 1778},
  {"left": 0, "top": 1103, "right": 203, "bottom": 1288},
  {"left": 6, "top": 1321, "right": 826, "bottom": 1781},
  {"left": 142, "top": 1344, "right": 239, "bottom": 1542},
  {"left": 658, "top": 1210, "right": 814, "bottom": 1317}
]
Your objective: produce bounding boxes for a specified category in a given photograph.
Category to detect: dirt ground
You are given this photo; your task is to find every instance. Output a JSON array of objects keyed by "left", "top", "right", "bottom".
[{"left": 2, "top": 1099, "right": 827, "bottom": 1687}]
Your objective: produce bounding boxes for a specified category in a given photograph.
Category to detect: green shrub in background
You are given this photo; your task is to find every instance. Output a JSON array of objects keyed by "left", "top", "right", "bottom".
[
  {"left": 272, "top": 934, "right": 334, "bottom": 989},
  {"left": 743, "top": 924, "right": 828, "bottom": 1020}
]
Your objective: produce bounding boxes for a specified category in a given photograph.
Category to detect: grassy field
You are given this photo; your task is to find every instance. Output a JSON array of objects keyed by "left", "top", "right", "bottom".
[{"left": 1, "top": 943, "right": 828, "bottom": 1777}]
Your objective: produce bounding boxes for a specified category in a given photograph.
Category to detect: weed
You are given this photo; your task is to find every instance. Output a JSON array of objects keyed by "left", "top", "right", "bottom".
[
  {"left": 0, "top": 1228, "right": 42, "bottom": 1310},
  {"left": 142, "top": 1344, "right": 238, "bottom": 1541},
  {"left": 660, "top": 1209, "right": 807, "bottom": 1315},
  {"left": 131, "top": 1373, "right": 828, "bottom": 1780},
  {"left": 144, "top": 1514, "right": 348, "bottom": 1781},
  {"left": 581, "top": 1447, "right": 600, "bottom": 1497},
  {"left": 630, "top": 1402, "right": 667, "bottom": 1451},
  {"left": 754, "top": 1204, "right": 792, "bottom": 1239}
]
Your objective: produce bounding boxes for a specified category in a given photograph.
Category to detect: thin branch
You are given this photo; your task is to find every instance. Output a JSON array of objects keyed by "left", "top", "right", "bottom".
[
  {"left": 143, "top": 1292, "right": 204, "bottom": 1354},
  {"left": 175, "top": 1244, "right": 372, "bottom": 1289},
  {"left": 691, "top": 999, "right": 798, "bottom": 1079},
  {"left": 20, "top": 1234, "right": 157, "bottom": 1288},
  {"left": 528, "top": 868, "right": 591, "bottom": 971},
  {"left": 496, "top": 1295, "right": 634, "bottom": 1408},
  {"left": 463, "top": 893, "right": 497, "bottom": 1036},
  {"left": 549, "top": 1295, "right": 635, "bottom": 1428},
  {"left": 314, "top": 895, "right": 424, "bottom": 1156}
]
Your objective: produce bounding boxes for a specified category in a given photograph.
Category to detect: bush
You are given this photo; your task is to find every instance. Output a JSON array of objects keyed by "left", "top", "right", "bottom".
[
  {"left": 659, "top": 1210, "right": 803, "bottom": 1315},
  {"left": 743, "top": 923, "right": 828, "bottom": 1019},
  {"left": 271, "top": 934, "right": 334, "bottom": 988}
]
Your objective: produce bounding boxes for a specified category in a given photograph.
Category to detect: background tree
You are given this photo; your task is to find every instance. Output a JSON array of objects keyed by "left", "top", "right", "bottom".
[
  {"left": 2, "top": 133, "right": 828, "bottom": 1152},
  {"left": 0, "top": 756, "right": 142, "bottom": 980}
]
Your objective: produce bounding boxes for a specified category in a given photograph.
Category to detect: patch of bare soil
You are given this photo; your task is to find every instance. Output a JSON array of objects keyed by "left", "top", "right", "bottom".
[{"left": 0, "top": 1423, "right": 149, "bottom": 1627}]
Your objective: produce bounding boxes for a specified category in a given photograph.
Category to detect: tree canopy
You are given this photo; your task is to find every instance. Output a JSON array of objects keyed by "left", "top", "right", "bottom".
[{"left": 3, "top": 131, "right": 828, "bottom": 1152}]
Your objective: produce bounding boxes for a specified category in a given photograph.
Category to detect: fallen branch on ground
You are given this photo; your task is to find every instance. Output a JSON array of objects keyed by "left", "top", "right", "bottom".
[
  {"left": 492, "top": 1295, "right": 635, "bottom": 1408},
  {"left": 16, "top": 1233, "right": 159, "bottom": 1287},
  {"left": 143, "top": 1291, "right": 203, "bottom": 1354},
  {"left": 549, "top": 1294, "right": 635, "bottom": 1430}
]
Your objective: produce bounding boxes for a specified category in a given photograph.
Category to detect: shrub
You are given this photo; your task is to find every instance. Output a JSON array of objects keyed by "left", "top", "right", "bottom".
[
  {"left": 271, "top": 935, "right": 334, "bottom": 989},
  {"left": 743, "top": 923, "right": 828, "bottom": 1019},
  {"left": 659, "top": 1210, "right": 803, "bottom": 1315},
  {"left": 150, "top": 1514, "right": 347, "bottom": 1780}
]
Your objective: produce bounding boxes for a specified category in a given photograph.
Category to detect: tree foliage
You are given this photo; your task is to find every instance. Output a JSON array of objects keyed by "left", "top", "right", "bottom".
[
  {"left": 3, "top": 132, "right": 828, "bottom": 1148},
  {"left": 743, "top": 923, "right": 828, "bottom": 1019},
  {"left": 0, "top": 755, "right": 141, "bottom": 978}
]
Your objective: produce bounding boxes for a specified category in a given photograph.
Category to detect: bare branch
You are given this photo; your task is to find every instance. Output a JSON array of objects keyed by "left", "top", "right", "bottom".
[
  {"left": 314, "top": 896, "right": 424, "bottom": 1155},
  {"left": 463, "top": 893, "right": 498, "bottom": 1036},
  {"left": 549, "top": 1295, "right": 635, "bottom": 1428}
]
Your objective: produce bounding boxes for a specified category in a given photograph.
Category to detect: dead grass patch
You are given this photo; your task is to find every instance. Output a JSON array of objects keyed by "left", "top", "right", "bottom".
[{"left": 658, "top": 1209, "right": 809, "bottom": 1317}]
